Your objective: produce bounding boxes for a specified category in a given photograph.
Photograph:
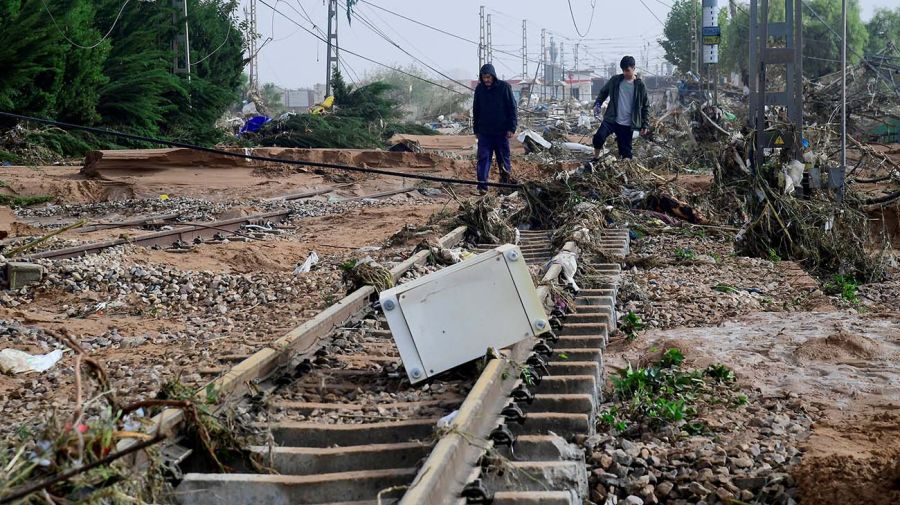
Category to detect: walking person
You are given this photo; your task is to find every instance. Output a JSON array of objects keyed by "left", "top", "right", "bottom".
[
  {"left": 473, "top": 63, "right": 517, "bottom": 194},
  {"left": 591, "top": 56, "right": 650, "bottom": 160}
]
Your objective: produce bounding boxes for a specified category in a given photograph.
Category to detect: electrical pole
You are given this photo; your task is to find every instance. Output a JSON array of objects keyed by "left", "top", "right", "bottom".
[
  {"left": 691, "top": 0, "right": 699, "bottom": 77},
  {"left": 574, "top": 43, "right": 579, "bottom": 71},
  {"left": 838, "top": 0, "right": 847, "bottom": 201},
  {"left": 574, "top": 43, "right": 579, "bottom": 99},
  {"left": 522, "top": 20, "right": 528, "bottom": 80},
  {"left": 479, "top": 6, "right": 485, "bottom": 69},
  {"left": 560, "top": 41, "right": 566, "bottom": 101},
  {"left": 245, "top": 0, "right": 257, "bottom": 92},
  {"left": 324, "top": 0, "right": 339, "bottom": 98},
  {"left": 702, "top": 0, "right": 720, "bottom": 104},
  {"left": 540, "top": 28, "right": 546, "bottom": 102},
  {"left": 486, "top": 14, "right": 493, "bottom": 63},
  {"left": 172, "top": 0, "right": 191, "bottom": 80}
]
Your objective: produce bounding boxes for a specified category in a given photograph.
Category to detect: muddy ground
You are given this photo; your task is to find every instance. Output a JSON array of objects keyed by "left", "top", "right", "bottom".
[
  {"left": 602, "top": 225, "right": 899, "bottom": 505},
  {"left": 1, "top": 141, "right": 898, "bottom": 504}
]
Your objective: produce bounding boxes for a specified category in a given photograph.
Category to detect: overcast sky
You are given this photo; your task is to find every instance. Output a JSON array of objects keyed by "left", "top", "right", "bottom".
[{"left": 244, "top": 0, "right": 898, "bottom": 89}]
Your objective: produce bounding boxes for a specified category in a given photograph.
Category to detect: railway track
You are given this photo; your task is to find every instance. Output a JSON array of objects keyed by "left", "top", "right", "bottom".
[
  {"left": 19, "top": 187, "right": 424, "bottom": 261},
  {"left": 160, "top": 227, "right": 629, "bottom": 504}
]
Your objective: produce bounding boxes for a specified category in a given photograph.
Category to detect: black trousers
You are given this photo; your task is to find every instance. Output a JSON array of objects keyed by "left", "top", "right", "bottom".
[{"left": 592, "top": 120, "right": 634, "bottom": 159}]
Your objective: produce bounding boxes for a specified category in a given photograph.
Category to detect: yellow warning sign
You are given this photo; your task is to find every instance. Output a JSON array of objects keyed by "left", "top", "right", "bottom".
[{"left": 774, "top": 136, "right": 784, "bottom": 146}]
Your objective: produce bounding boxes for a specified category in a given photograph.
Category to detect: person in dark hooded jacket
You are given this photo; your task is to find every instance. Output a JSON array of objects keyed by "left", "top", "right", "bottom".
[{"left": 472, "top": 63, "right": 517, "bottom": 193}]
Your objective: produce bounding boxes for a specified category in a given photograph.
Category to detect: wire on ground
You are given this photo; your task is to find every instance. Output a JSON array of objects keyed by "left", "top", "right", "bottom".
[{"left": 0, "top": 111, "right": 520, "bottom": 189}]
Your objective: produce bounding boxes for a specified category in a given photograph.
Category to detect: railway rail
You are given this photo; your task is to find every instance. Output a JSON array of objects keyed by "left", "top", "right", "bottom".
[
  {"left": 143, "top": 226, "right": 630, "bottom": 504},
  {"left": 19, "top": 186, "right": 424, "bottom": 261}
]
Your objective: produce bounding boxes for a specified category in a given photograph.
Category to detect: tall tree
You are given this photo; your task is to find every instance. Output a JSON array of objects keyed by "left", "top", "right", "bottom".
[
  {"left": 659, "top": 0, "right": 699, "bottom": 74},
  {"left": 54, "top": 0, "right": 111, "bottom": 124},
  {"left": 720, "top": 3, "right": 750, "bottom": 81},
  {"left": 865, "top": 7, "right": 900, "bottom": 57},
  {"left": 801, "top": 0, "right": 868, "bottom": 78},
  {"left": 0, "top": 0, "right": 67, "bottom": 118}
]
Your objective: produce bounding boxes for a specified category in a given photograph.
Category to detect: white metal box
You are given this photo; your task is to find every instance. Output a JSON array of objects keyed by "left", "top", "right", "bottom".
[{"left": 379, "top": 244, "right": 548, "bottom": 384}]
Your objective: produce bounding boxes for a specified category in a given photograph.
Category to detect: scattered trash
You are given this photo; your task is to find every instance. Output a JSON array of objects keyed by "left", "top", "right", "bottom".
[
  {"left": 517, "top": 129, "right": 552, "bottom": 153},
  {"left": 239, "top": 115, "right": 271, "bottom": 135},
  {"left": 437, "top": 410, "right": 459, "bottom": 429},
  {"left": 0, "top": 348, "right": 64, "bottom": 374},
  {"left": 294, "top": 252, "right": 319, "bottom": 274},
  {"left": 547, "top": 250, "right": 580, "bottom": 293},
  {"left": 561, "top": 142, "right": 594, "bottom": 154},
  {"left": 418, "top": 188, "right": 444, "bottom": 197}
]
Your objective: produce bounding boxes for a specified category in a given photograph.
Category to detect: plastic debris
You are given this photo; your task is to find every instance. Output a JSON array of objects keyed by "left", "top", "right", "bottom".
[
  {"left": 517, "top": 130, "right": 552, "bottom": 152},
  {"left": 561, "top": 142, "right": 594, "bottom": 154},
  {"left": 437, "top": 410, "right": 459, "bottom": 429},
  {"left": 0, "top": 348, "right": 64, "bottom": 374},
  {"left": 547, "top": 250, "right": 580, "bottom": 292},
  {"left": 294, "top": 251, "right": 319, "bottom": 274}
]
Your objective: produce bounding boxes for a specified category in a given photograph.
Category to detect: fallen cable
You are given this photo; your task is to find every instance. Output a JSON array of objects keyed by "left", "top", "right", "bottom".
[{"left": 0, "top": 111, "right": 521, "bottom": 189}]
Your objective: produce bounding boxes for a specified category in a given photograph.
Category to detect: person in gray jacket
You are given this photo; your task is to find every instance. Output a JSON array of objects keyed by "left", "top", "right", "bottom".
[{"left": 592, "top": 55, "right": 650, "bottom": 160}]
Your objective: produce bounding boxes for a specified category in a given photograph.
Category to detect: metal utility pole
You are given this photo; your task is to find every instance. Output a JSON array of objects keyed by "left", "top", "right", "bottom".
[
  {"left": 172, "top": 0, "right": 191, "bottom": 80},
  {"left": 479, "top": 6, "right": 486, "bottom": 69},
  {"left": 574, "top": 43, "right": 580, "bottom": 72},
  {"left": 324, "top": 0, "right": 339, "bottom": 97},
  {"left": 522, "top": 20, "right": 528, "bottom": 80},
  {"left": 560, "top": 41, "right": 566, "bottom": 101},
  {"left": 540, "top": 28, "right": 546, "bottom": 101},
  {"left": 837, "top": 0, "right": 847, "bottom": 201},
  {"left": 702, "top": 0, "right": 720, "bottom": 104},
  {"left": 691, "top": 0, "right": 699, "bottom": 77},
  {"left": 749, "top": 0, "right": 804, "bottom": 172},
  {"left": 486, "top": 14, "right": 493, "bottom": 63},
  {"left": 245, "top": 0, "right": 257, "bottom": 91}
]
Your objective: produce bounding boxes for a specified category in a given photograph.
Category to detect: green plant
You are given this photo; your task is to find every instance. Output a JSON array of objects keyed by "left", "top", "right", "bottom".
[
  {"left": 674, "top": 247, "right": 697, "bottom": 261},
  {"left": 604, "top": 349, "right": 743, "bottom": 434},
  {"left": 824, "top": 274, "right": 860, "bottom": 304},
  {"left": 659, "top": 348, "right": 685, "bottom": 368},
  {"left": 558, "top": 352, "right": 569, "bottom": 360},
  {"left": 599, "top": 408, "right": 627, "bottom": 432},
  {"left": 767, "top": 247, "right": 782, "bottom": 263},
  {"left": 620, "top": 311, "right": 645, "bottom": 340},
  {"left": 704, "top": 363, "right": 736, "bottom": 383},
  {"left": 0, "top": 195, "right": 54, "bottom": 207},
  {"left": 713, "top": 283, "right": 737, "bottom": 293}
]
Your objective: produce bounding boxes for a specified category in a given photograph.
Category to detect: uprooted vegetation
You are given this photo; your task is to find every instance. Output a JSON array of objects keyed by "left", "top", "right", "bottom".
[{"left": 0, "top": 328, "right": 262, "bottom": 503}]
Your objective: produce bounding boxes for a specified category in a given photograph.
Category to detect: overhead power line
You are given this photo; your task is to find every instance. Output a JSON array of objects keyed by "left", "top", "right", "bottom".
[
  {"left": 258, "top": 0, "right": 466, "bottom": 94},
  {"left": 361, "top": 1, "right": 544, "bottom": 66},
  {"left": 341, "top": 4, "right": 473, "bottom": 90},
  {"left": 637, "top": 0, "right": 665, "bottom": 26},
  {"left": 566, "top": 0, "right": 598, "bottom": 38},
  {"left": 41, "top": 0, "right": 132, "bottom": 50},
  {"left": 0, "top": 111, "right": 520, "bottom": 189}
]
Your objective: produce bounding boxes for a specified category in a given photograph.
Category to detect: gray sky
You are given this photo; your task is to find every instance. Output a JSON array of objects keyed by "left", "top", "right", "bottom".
[{"left": 245, "top": 0, "right": 898, "bottom": 89}]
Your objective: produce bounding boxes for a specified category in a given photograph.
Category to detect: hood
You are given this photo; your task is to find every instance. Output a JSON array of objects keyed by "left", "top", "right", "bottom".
[{"left": 479, "top": 63, "right": 498, "bottom": 82}]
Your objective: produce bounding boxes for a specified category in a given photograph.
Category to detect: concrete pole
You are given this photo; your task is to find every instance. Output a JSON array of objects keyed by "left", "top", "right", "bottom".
[{"left": 839, "top": 0, "right": 847, "bottom": 201}]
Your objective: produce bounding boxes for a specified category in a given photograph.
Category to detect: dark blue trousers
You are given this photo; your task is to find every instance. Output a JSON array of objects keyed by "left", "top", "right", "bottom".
[
  {"left": 476, "top": 133, "right": 511, "bottom": 191},
  {"left": 592, "top": 120, "right": 634, "bottom": 159}
]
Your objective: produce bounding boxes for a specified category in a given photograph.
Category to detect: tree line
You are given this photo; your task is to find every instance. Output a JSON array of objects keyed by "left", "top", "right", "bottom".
[
  {"left": 0, "top": 0, "right": 245, "bottom": 147},
  {"left": 660, "top": 0, "right": 899, "bottom": 80}
]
